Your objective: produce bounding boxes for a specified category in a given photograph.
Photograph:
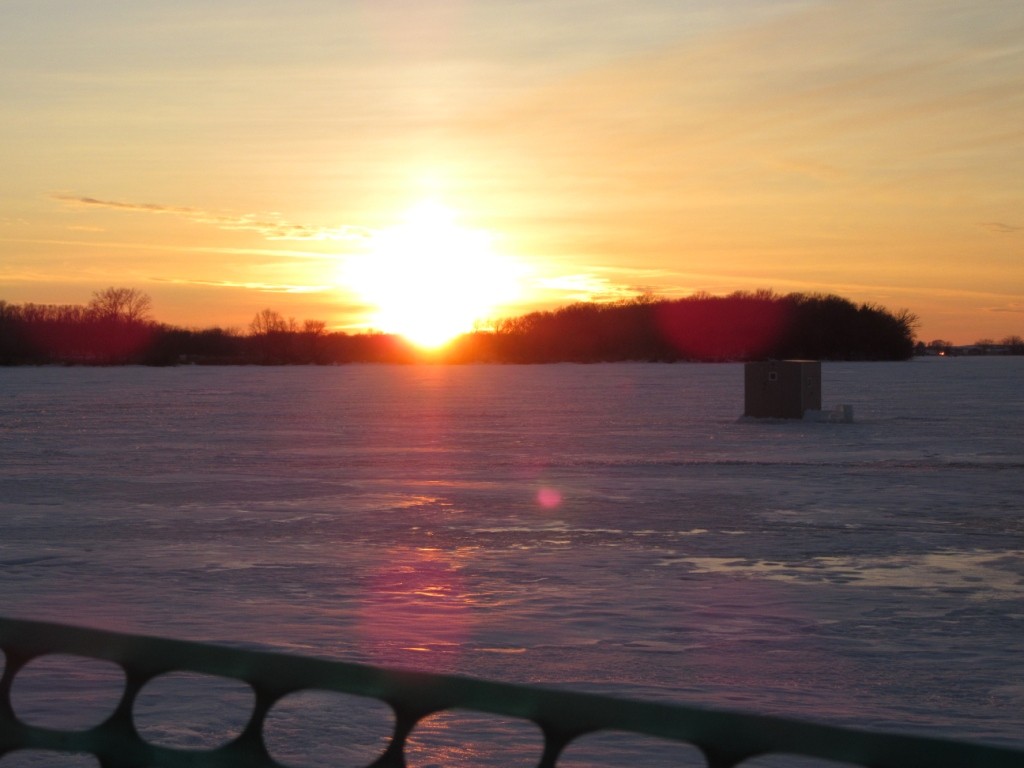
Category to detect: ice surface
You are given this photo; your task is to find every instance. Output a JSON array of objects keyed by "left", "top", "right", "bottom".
[{"left": 1, "top": 358, "right": 1022, "bottom": 762}]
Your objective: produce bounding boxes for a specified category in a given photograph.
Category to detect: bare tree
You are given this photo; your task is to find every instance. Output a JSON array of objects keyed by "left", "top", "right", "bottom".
[
  {"left": 249, "top": 308, "right": 291, "bottom": 336},
  {"left": 892, "top": 308, "right": 920, "bottom": 336},
  {"left": 88, "top": 287, "right": 153, "bottom": 323},
  {"left": 303, "top": 319, "right": 327, "bottom": 336}
]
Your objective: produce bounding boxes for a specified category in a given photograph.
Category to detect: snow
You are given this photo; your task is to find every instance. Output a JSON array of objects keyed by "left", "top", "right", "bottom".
[{"left": 1, "top": 357, "right": 1022, "bottom": 764}]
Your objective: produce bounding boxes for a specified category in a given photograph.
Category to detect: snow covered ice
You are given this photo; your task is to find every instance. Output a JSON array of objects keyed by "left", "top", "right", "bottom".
[{"left": 1, "top": 358, "right": 1022, "bottom": 765}]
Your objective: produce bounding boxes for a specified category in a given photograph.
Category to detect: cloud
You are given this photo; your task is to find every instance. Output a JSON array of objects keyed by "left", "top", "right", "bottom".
[
  {"left": 52, "top": 194, "right": 373, "bottom": 242},
  {"left": 979, "top": 221, "right": 1022, "bottom": 234},
  {"left": 469, "top": 0, "right": 1024, "bottom": 210},
  {"left": 987, "top": 302, "right": 1024, "bottom": 314},
  {"left": 0, "top": 235, "right": 345, "bottom": 262},
  {"left": 535, "top": 273, "right": 640, "bottom": 303},
  {"left": 150, "top": 277, "right": 331, "bottom": 294}
]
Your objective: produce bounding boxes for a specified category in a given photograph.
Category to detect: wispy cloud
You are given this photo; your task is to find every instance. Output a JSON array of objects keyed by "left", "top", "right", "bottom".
[
  {"left": 52, "top": 194, "right": 373, "bottom": 242},
  {"left": 0, "top": 235, "right": 343, "bottom": 261},
  {"left": 987, "top": 302, "right": 1024, "bottom": 314},
  {"left": 535, "top": 273, "right": 641, "bottom": 303},
  {"left": 150, "top": 277, "right": 331, "bottom": 294},
  {"left": 979, "top": 221, "right": 1022, "bottom": 234}
]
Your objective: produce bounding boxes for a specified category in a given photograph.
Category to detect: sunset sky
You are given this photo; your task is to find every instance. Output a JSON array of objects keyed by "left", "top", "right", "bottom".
[{"left": 2, "top": 0, "right": 1022, "bottom": 344}]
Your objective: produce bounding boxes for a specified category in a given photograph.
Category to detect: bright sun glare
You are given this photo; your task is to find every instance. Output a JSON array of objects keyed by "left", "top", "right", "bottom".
[{"left": 347, "top": 200, "right": 523, "bottom": 348}]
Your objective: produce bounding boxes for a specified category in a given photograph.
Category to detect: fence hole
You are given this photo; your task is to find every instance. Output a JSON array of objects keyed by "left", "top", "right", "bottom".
[
  {"left": 406, "top": 709, "right": 544, "bottom": 768},
  {"left": 132, "top": 671, "right": 254, "bottom": 750},
  {"left": 741, "top": 755, "right": 863, "bottom": 768},
  {"left": 264, "top": 689, "right": 395, "bottom": 768},
  {"left": 9, "top": 654, "right": 124, "bottom": 731},
  {"left": 0, "top": 750, "right": 99, "bottom": 768},
  {"left": 560, "top": 730, "right": 706, "bottom": 768}
]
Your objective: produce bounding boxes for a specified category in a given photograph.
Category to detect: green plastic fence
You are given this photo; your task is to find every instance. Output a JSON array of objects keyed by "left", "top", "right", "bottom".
[{"left": 1, "top": 617, "right": 1021, "bottom": 768}]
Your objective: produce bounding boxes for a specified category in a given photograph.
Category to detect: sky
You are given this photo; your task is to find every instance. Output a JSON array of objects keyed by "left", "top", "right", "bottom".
[{"left": 1, "top": 0, "right": 1022, "bottom": 344}]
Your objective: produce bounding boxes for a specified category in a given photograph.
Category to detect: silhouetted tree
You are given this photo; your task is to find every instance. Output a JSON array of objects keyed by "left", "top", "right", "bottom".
[
  {"left": 249, "top": 308, "right": 291, "bottom": 335},
  {"left": 87, "top": 287, "right": 153, "bottom": 323},
  {"left": 296, "top": 319, "right": 327, "bottom": 364},
  {"left": 490, "top": 292, "right": 917, "bottom": 363},
  {"left": 81, "top": 287, "right": 156, "bottom": 363}
]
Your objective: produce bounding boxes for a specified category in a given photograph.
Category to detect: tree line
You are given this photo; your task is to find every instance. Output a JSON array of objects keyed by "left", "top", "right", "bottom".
[
  {"left": 918, "top": 337, "right": 1024, "bottom": 356},
  {"left": 479, "top": 291, "right": 919, "bottom": 362},
  {"left": 1, "top": 287, "right": 923, "bottom": 365}
]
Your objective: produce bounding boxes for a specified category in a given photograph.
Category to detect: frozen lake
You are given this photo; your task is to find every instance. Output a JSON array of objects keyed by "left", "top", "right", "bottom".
[{"left": 1, "top": 358, "right": 1022, "bottom": 763}]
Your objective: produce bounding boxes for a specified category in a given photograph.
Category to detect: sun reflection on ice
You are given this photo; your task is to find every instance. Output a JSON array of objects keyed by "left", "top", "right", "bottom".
[{"left": 354, "top": 546, "right": 476, "bottom": 667}]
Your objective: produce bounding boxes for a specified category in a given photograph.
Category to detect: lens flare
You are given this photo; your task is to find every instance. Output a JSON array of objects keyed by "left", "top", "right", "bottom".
[{"left": 536, "top": 487, "right": 563, "bottom": 509}]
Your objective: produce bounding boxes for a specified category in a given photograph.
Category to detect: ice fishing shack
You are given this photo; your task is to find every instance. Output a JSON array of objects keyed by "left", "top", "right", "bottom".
[{"left": 744, "top": 360, "right": 821, "bottom": 419}]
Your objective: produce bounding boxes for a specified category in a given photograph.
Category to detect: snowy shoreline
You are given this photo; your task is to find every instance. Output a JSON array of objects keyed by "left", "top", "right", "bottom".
[{"left": 2, "top": 358, "right": 1022, "bottom": 760}]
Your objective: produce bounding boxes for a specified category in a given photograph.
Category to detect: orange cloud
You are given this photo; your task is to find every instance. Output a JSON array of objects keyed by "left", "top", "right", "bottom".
[{"left": 52, "top": 195, "right": 372, "bottom": 243}]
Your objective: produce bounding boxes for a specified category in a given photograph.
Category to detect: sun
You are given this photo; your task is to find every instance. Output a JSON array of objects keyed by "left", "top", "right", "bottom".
[{"left": 346, "top": 200, "right": 523, "bottom": 348}]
